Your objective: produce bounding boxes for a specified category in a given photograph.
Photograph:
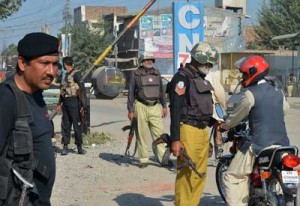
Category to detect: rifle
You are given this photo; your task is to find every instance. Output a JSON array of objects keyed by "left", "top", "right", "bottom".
[
  {"left": 49, "top": 110, "right": 58, "bottom": 121},
  {"left": 152, "top": 133, "right": 172, "bottom": 166},
  {"left": 122, "top": 117, "right": 138, "bottom": 156},
  {"left": 154, "top": 133, "right": 205, "bottom": 178},
  {"left": 178, "top": 148, "right": 205, "bottom": 178},
  {"left": 12, "top": 169, "right": 35, "bottom": 206}
]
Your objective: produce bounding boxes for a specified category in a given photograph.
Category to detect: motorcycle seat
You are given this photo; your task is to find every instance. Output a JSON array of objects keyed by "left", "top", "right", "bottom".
[{"left": 256, "top": 146, "right": 298, "bottom": 169}]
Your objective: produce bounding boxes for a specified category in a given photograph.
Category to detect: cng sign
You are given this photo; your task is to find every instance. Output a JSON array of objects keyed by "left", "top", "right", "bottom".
[{"left": 173, "top": 2, "right": 204, "bottom": 72}]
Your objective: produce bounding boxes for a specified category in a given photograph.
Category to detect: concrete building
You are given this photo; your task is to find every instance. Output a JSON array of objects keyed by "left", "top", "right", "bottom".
[
  {"left": 73, "top": 1, "right": 299, "bottom": 96},
  {"left": 73, "top": 6, "right": 128, "bottom": 26}
]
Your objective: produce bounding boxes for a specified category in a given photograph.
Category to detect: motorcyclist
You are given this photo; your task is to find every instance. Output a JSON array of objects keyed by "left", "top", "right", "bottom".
[{"left": 219, "top": 55, "right": 290, "bottom": 206}]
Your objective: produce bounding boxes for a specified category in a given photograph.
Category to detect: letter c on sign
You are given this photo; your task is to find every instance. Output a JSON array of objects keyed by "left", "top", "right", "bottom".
[{"left": 178, "top": 5, "right": 201, "bottom": 29}]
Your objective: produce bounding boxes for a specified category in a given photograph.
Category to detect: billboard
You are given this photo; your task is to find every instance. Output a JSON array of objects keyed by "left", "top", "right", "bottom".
[
  {"left": 173, "top": 2, "right": 204, "bottom": 72},
  {"left": 139, "top": 15, "right": 173, "bottom": 59}
]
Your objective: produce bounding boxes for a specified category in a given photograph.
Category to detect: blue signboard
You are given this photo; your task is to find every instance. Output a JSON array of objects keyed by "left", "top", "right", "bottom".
[{"left": 173, "top": 2, "right": 204, "bottom": 73}]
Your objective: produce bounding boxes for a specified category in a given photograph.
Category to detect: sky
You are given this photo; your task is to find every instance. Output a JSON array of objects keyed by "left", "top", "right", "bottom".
[{"left": 0, "top": 0, "right": 261, "bottom": 51}]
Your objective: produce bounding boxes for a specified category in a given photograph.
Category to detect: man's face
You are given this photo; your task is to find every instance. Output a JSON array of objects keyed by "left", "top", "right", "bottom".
[
  {"left": 18, "top": 55, "right": 59, "bottom": 92},
  {"left": 195, "top": 62, "right": 213, "bottom": 75},
  {"left": 142, "top": 59, "right": 154, "bottom": 69}
]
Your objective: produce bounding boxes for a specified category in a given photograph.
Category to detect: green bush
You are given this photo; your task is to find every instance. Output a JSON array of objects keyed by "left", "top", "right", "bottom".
[{"left": 83, "top": 132, "right": 112, "bottom": 145}]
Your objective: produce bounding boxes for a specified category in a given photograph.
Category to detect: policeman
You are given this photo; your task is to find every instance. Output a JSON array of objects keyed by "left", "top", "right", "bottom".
[
  {"left": 127, "top": 55, "right": 168, "bottom": 168},
  {"left": 0, "top": 32, "right": 59, "bottom": 205},
  {"left": 219, "top": 55, "right": 290, "bottom": 206},
  {"left": 56, "top": 56, "right": 87, "bottom": 155},
  {"left": 168, "top": 42, "right": 219, "bottom": 206}
]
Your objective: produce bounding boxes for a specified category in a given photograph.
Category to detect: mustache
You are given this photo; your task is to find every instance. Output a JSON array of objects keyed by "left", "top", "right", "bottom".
[{"left": 44, "top": 74, "right": 54, "bottom": 81}]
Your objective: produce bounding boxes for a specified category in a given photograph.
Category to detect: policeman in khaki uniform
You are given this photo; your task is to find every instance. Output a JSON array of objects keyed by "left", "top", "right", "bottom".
[
  {"left": 56, "top": 57, "right": 87, "bottom": 155},
  {"left": 127, "top": 55, "right": 168, "bottom": 168},
  {"left": 168, "top": 42, "right": 219, "bottom": 206}
]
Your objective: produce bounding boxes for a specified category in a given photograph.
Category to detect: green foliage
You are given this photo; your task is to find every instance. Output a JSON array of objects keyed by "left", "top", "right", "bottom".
[
  {"left": 0, "top": 0, "right": 25, "bottom": 20},
  {"left": 2, "top": 44, "right": 18, "bottom": 56},
  {"left": 83, "top": 131, "right": 112, "bottom": 145},
  {"left": 69, "top": 21, "right": 114, "bottom": 74},
  {"left": 253, "top": 0, "right": 300, "bottom": 49}
]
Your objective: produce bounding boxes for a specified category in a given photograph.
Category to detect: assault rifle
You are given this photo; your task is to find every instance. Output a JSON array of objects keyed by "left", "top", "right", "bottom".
[
  {"left": 153, "top": 133, "right": 205, "bottom": 178},
  {"left": 12, "top": 169, "right": 35, "bottom": 206},
  {"left": 122, "top": 117, "right": 138, "bottom": 156},
  {"left": 178, "top": 148, "right": 205, "bottom": 178},
  {"left": 49, "top": 110, "right": 58, "bottom": 121}
]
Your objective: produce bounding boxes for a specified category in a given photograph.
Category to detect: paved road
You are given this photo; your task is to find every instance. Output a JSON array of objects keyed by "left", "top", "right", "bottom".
[{"left": 52, "top": 97, "right": 300, "bottom": 206}]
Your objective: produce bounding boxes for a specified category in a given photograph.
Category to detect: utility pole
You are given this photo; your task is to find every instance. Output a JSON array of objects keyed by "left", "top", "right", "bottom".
[
  {"left": 41, "top": 24, "right": 50, "bottom": 34},
  {"left": 63, "top": 0, "right": 72, "bottom": 56},
  {"left": 0, "top": 29, "right": 13, "bottom": 70}
]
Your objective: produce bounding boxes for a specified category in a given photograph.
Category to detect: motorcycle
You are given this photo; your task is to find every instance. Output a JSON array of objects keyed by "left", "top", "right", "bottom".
[{"left": 215, "top": 120, "right": 300, "bottom": 205}]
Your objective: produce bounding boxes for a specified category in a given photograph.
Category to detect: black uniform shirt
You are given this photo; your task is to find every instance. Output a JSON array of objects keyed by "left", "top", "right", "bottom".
[
  {"left": 168, "top": 69, "right": 190, "bottom": 142},
  {"left": 127, "top": 67, "right": 167, "bottom": 112},
  {"left": 0, "top": 84, "right": 15, "bottom": 152},
  {"left": 0, "top": 84, "right": 55, "bottom": 204}
]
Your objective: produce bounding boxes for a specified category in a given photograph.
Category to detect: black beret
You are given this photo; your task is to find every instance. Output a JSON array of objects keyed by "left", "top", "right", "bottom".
[{"left": 18, "top": 32, "right": 59, "bottom": 58}]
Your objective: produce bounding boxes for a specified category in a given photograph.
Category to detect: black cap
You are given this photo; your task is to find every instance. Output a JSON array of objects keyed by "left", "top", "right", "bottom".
[{"left": 17, "top": 32, "right": 59, "bottom": 58}]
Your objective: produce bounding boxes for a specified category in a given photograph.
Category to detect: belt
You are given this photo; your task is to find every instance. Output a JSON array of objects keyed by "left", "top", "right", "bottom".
[
  {"left": 137, "top": 99, "right": 158, "bottom": 106},
  {"left": 182, "top": 119, "right": 208, "bottom": 129},
  {"left": 63, "top": 96, "right": 77, "bottom": 99}
]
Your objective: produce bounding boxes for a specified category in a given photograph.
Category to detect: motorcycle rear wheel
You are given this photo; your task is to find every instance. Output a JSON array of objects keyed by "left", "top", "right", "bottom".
[{"left": 215, "top": 159, "right": 230, "bottom": 201}]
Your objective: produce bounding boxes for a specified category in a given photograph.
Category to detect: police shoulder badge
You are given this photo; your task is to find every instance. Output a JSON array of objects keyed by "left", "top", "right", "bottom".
[{"left": 175, "top": 81, "right": 186, "bottom": 96}]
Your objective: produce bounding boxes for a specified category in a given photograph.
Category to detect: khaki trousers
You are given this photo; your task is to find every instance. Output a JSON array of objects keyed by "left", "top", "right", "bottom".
[
  {"left": 134, "top": 101, "right": 166, "bottom": 164},
  {"left": 224, "top": 147, "right": 255, "bottom": 206},
  {"left": 175, "top": 124, "right": 209, "bottom": 206}
]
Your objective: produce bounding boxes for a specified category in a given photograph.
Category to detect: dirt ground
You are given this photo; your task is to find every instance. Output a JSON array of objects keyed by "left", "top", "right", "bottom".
[
  {"left": 50, "top": 97, "right": 300, "bottom": 206},
  {"left": 50, "top": 98, "right": 225, "bottom": 206}
]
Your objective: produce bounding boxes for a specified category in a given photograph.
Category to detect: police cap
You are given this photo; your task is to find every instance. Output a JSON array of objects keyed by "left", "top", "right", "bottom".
[{"left": 17, "top": 32, "right": 59, "bottom": 58}]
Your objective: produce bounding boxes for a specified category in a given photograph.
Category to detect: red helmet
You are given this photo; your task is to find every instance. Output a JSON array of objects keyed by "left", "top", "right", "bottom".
[{"left": 235, "top": 55, "right": 269, "bottom": 87}]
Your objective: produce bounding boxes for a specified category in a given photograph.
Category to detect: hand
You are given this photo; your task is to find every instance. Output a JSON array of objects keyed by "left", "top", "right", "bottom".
[
  {"left": 56, "top": 104, "right": 62, "bottom": 113},
  {"left": 219, "top": 123, "right": 227, "bottom": 133},
  {"left": 128, "top": 112, "right": 135, "bottom": 122},
  {"left": 162, "top": 107, "right": 168, "bottom": 118},
  {"left": 171, "top": 140, "right": 184, "bottom": 157}
]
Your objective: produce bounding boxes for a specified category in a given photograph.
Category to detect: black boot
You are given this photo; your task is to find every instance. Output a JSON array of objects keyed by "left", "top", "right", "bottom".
[
  {"left": 61, "top": 145, "right": 68, "bottom": 155},
  {"left": 77, "top": 145, "right": 86, "bottom": 155}
]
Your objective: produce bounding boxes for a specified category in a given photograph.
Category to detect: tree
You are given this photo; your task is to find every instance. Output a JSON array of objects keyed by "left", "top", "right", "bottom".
[
  {"left": 1, "top": 44, "right": 18, "bottom": 69},
  {"left": 0, "top": 0, "right": 26, "bottom": 20},
  {"left": 69, "top": 21, "right": 114, "bottom": 74},
  {"left": 2, "top": 44, "right": 18, "bottom": 57},
  {"left": 252, "top": 0, "right": 300, "bottom": 49}
]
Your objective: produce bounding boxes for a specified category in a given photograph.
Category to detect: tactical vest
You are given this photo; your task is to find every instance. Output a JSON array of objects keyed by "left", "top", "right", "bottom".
[
  {"left": 134, "top": 67, "right": 161, "bottom": 101},
  {"left": 0, "top": 78, "right": 35, "bottom": 204},
  {"left": 179, "top": 67, "right": 213, "bottom": 121},
  {"left": 61, "top": 69, "right": 79, "bottom": 98},
  {"left": 246, "top": 81, "right": 289, "bottom": 154},
  {"left": 0, "top": 79, "right": 49, "bottom": 204}
]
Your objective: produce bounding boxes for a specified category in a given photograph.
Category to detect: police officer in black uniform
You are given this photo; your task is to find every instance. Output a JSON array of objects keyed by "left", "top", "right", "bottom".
[
  {"left": 168, "top": 42, "right": 219, "bottom": 206},
  {"left": 0, "top": 32, "right": 60, "bottom": 205},
  {"left": 56, "top": 57, "right": 87, "bottom": 155}
]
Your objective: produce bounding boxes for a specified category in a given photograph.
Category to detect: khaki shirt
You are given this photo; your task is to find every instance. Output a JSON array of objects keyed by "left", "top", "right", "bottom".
[{"left": 222, "top": 79, "right": 289, "bottom": 130}]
